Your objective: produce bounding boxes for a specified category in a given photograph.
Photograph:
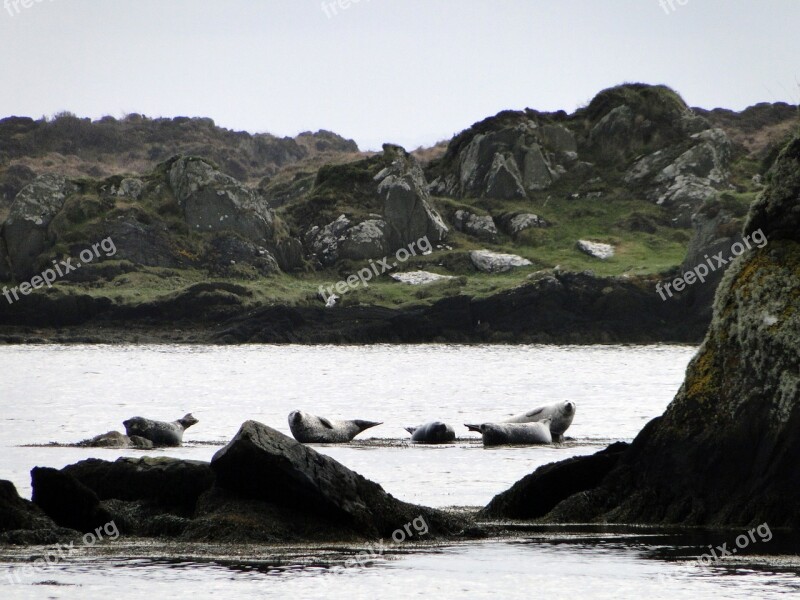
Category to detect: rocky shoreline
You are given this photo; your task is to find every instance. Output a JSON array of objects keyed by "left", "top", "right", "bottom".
[{"left": 0, "top": 269, "right": 710, "bottom": 345}]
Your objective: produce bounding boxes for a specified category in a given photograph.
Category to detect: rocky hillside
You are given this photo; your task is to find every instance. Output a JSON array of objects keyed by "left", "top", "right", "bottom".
[
  {"left": 484, "top": 135, "right": 800, "bottom": 526},
  {"left": 0, "top": 84, "right": 795, "bottom": 343},
  {"left": 0, "top": 112, "right": 361, "bottom": 214}
]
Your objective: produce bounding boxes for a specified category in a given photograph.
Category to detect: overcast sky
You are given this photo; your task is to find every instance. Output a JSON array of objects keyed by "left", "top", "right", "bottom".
[{"left": 1, "top": 0, "right": 798, "bottom": 150}]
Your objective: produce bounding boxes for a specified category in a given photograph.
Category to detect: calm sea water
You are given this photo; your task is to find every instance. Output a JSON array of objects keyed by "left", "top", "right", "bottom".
[{"left": 1, "top": 344, "right": 798, "bottom": 599}]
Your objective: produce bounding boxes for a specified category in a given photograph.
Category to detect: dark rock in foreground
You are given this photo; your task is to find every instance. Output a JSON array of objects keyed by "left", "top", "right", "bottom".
[
  {"left": 0, "top": 479, "right": 57, "bottom": 533},
  {"left": 63, "top": 457, "right": 214, "bottom": 515},
  {"left": 486, "top": 136, "right": 800, "bottom": 528},
  {"left": 31, "top": 467, "right": 112, "bottom": 534},
  {"left": 14, "top": 422, "right": 466, "bottom": 544},
  {"left": 196, "top": 420, "right": 463, "bottom": 541},
  {"left": 481, "top": 442, "right": 629, "bottom": 520}
]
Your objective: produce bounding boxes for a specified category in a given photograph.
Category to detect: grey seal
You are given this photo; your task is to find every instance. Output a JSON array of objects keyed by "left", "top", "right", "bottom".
[
  {"left": 404, "top": 422, "right": 456, "bottom": 444},
  {"left": 288, "top": 410, "right": 382, "bottom": 443},
  {"left": 122, "top": 413, "right": 198, "bottom": 447},
  {"left": 466, "top": 401, "right": 576, "bottom": 442},
  {"left": 475, "top": 422, "right": 552, "bottom": 447}
]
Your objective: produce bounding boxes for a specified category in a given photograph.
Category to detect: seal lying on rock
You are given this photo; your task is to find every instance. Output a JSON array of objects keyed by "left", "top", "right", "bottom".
[
  {"left": 404, "top": 422, "right": 456, "bottom": 444},
  {"left": 122, "top": 413, "right": 198, "bottom": 447},
  {"left": 288, "top": 410, "right": 381, "bottom": 443},
  {"left": 466, "top": 401, "right": 576, "bottom": 442},
  {"left": 476, "top": 422, "right": 552, "bottom": 447}
]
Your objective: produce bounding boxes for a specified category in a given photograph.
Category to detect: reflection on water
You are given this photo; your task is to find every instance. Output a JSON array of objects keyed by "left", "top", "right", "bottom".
[{"left": 1, "top": 533, "right": 799, "bottom": 600}]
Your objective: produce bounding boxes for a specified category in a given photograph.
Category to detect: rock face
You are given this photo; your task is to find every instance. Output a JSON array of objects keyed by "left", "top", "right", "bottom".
[
  {"left": 676, "top": 196, "right": 747, "bottom": 322},
  {"left": 203, "top": 232, "right": 280, "bottom": 277},
  {"left": 302, "top": 145, "right": 447, "bottom": 265},
  {"left": 576, "top": 240, "right": 615, "bottom": 260},
  {"left": 482, "top": 443, "right": 629, "bottom": 519},
  {"left": 306, "top": 215, "right": 389, "bottom": 265},
  {"left": 168, "top": 156, "right": 276, "bottom": 244},
  {"left": 207, "top": 420, "right": 461, "bottom": 539},
  {"left": 491, "top": 136, "right": 800, "bottom": 528},
  {"left": 454, "top": 210, "right": 498, "bottom": 243},
  {"left": 31, "top": 467, "right": 112, "bottom": 533},
  {"left": 62, "top": 457, "right": 214, "bottom": 515},
  {"left": 625, "top": 128, "right": 732, "bottom": 225},
  {"left": 498, "top": 212, "right": 548, "bottom": 238},
  {"left": 2, "top": 175, "right": 76, "bottom": 278},
  {"left": 470, "top": 250, "right": 532, "bottom": 273},
  {"left": 0, "top": 238, "right": 10, "bottom": 281},
  {"left": 376, "top": 145, "right": 448, "bottom": 251},
  {"left": 430, "top": 117, "right": 577, "bottom": 199},
  {"left": 337, "top": 218, "right": 388, "bottom": 261},
  {"left": 427, "top": 84, "right": 733, "bottom": 231},
  {"left": 0, "top": 479, "right": 58, "bottom": 534}
]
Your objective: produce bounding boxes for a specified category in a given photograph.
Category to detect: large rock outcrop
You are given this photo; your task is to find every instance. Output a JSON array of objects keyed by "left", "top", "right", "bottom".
[
  {"left": 624, "top": 128, "right": 732, "bottom": 225},
  {"left": 168, "top": 156, "right": 277, "bottom": 244},
  {"left": 1, "top": 174, "right": 76, "bottom": 278},
  {"left": 429, "top": 115, "right": 578, "bottom": 199},
  {"left": 487, "top": 136, "right": 800, "bottom": 527},
  {"left": 375, "top": 145, "right": 448, "bottom": 251},
  {"left": 302, "top": 145, "right": 447, "bottom": 265}
]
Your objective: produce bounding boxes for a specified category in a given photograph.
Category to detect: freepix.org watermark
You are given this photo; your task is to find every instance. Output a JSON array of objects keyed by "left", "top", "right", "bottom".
[
  {"left": 318, "top": 235, "right": 432, "bottom": 307},
  {"left": 659, "top": 0, "right": 689, "bottom": 15},
  {"left": 2, "top": 237, "right": 117, "bottom": 305},
  {"left": 4, "top": 0, "right": 56, "bottom": 18},
  {"left": 3, "top": 520, "right": 120, "bottom": 585},
  {"left": 329, "top": 515, "right": 428, "bottom": 575},
  {"left": 658, "top": 522, "right": 773, "bottom": 584},
  {"left": 321, "top": 0, "right": 371, "bottom": 19},
  {"left": 656, "top": 228, "right": 767, "bottom": 301}
]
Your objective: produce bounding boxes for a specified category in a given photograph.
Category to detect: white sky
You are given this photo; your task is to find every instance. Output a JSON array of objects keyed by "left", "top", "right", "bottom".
[{"left": 1, "top": 0, "right": 798, "bottom": 151}]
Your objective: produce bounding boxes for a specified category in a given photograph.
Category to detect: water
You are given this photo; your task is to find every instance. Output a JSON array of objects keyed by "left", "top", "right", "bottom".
[{"left": 1, "top": 344, "right": 798, "bottom": 598}]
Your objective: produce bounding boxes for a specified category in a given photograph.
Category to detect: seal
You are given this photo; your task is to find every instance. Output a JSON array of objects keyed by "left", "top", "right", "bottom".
[
  {"left": 404, "top": 422, "right": 456, "bottom": 444},
  {"left": 465, "top": 401, "right": 576, "bottom": 442},
  {"left": 122, "top": 413, "right": 198, "bottom": 447},
  {"left": 475, "top": 422, "right": 552, "bottom": 447},
  {"left": 288, "top": 410, "right": 382, "bottom": 443}
]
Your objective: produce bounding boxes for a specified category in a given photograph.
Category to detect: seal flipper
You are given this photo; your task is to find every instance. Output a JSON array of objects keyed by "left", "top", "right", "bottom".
[
  {"left": 523, "top": 407, "right": 545, "bottom": 419},
  {"left": 404, "top": 426, "right": 417, "bottom": 435},
  {"left": 353, "top": 420, "right": 381, "bottom": 433},
  {"left": 464, "top": 424, "right": 481, "bottom": 433},
  {"left": 319, "top": 417, "right": 335, "bottom": 430}
]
